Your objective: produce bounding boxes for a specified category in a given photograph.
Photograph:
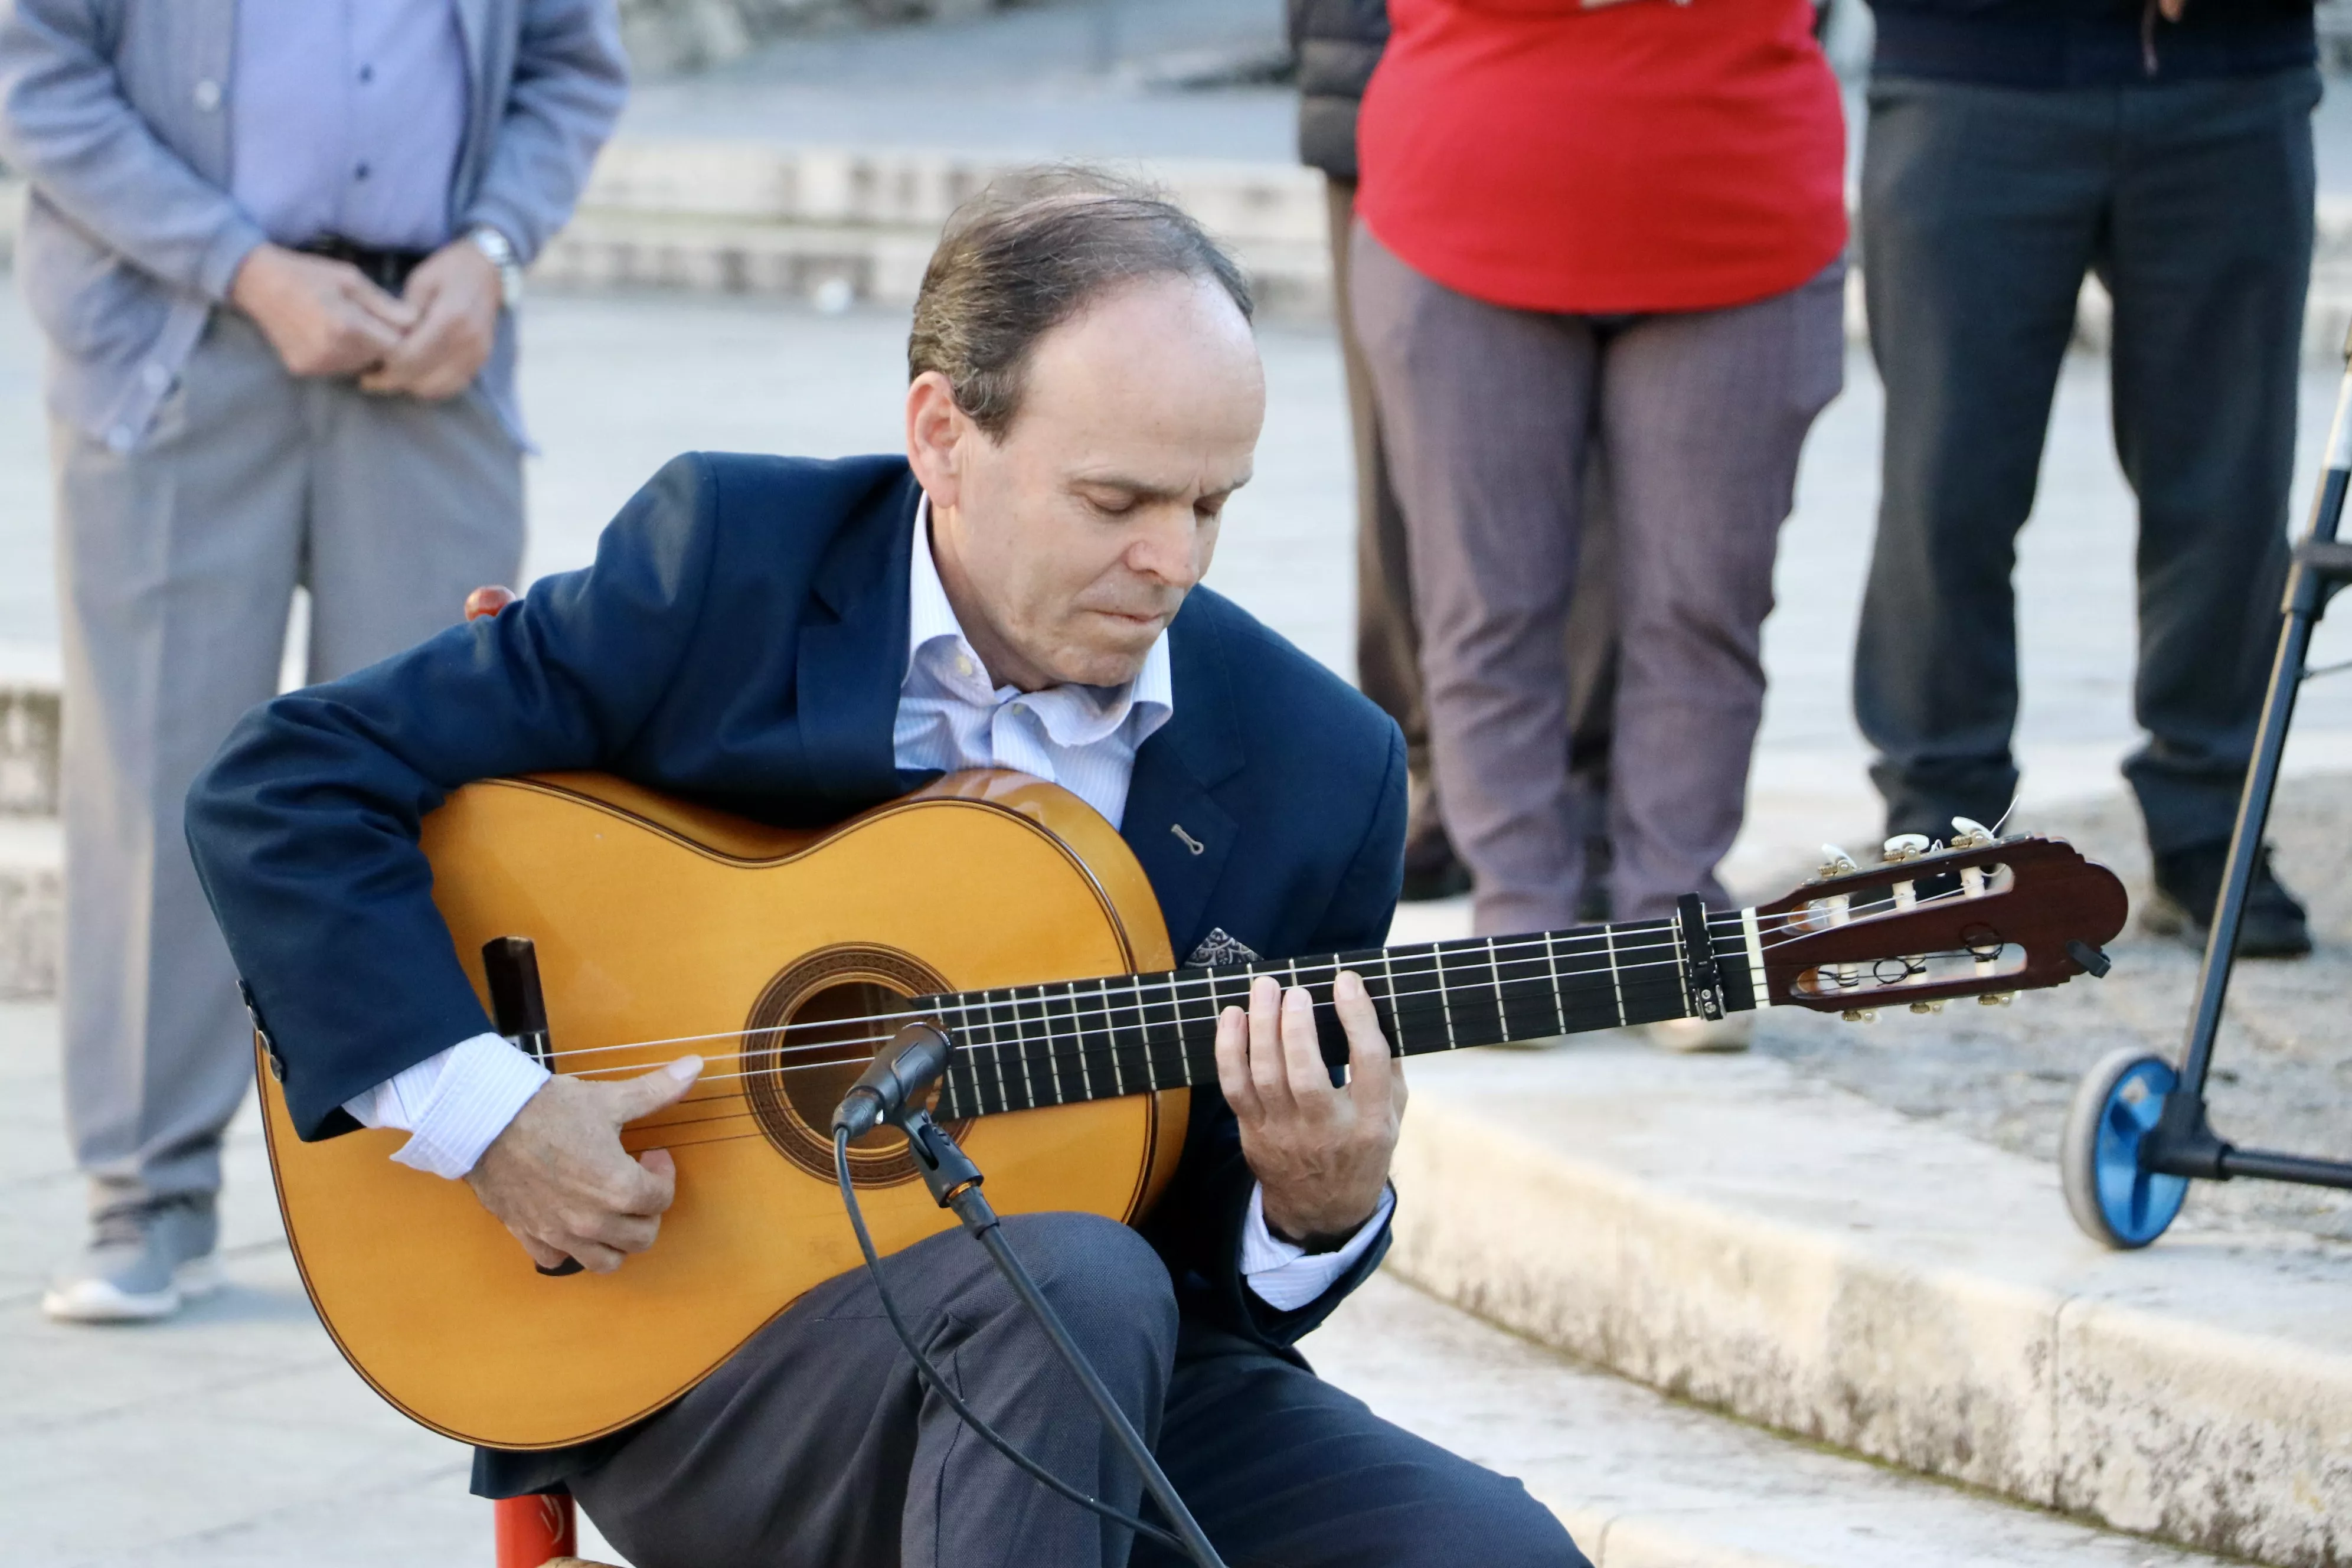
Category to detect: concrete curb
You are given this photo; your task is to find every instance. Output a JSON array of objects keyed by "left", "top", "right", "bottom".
[{"left": 1386, "top": 1048, "right": 2352, "bottom": 1568}]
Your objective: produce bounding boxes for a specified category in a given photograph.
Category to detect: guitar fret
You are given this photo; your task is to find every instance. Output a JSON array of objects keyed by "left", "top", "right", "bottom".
[
  {"left": 984, "top": 994, "right": 1011, "bottom": 1113},
  {"left": 1481, "top": 937, "right": 1503, "bottom": 1043},
  {"left": 1018, "top": 986, "right": 1047, "bottom": 1108},
  {"left": 1603, "top": 925, "right": 1627, "bottom": 1025},
  {"left": 1544, "top": 930, "right": 1567, "bottom": 1037},
  {"left": 1435, "top": 943, "right": 1460, "bottom": 1049},
  {"left": 1101, "top": 976, "right": 1127, "bottom": 1097}
]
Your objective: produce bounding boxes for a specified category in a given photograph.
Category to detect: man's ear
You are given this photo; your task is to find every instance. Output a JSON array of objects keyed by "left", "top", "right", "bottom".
[{"left": 905, "top": 371, "right": 965, "bottom": 513}]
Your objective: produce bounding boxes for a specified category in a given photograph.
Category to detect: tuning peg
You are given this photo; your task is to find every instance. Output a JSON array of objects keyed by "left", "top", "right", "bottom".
[
  {"left": 1840, "top": 1007, "right": 1878, "bottom": 1023},
  {"left": 1949, "top": 816, "right": 1994, "bottom": 848},
  {"left": 1882, "top": 833, "right": 1932, "bottom": 863},
  {"left": 1977, "top": 992, "right": 2015, "bottom": 1007},
  {"left": 1818, "top": 844, "right": 1859, "bottom": 877},
  {"left": 1908, "top": 999, "right": 1945, "bottom": 1014}
]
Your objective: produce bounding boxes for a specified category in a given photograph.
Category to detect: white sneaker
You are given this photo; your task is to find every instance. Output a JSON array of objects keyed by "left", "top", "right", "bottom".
[
  {"left": 43, "top": 1197, "right": 223, "bottom": 1324},
  {"left": 1648, "top": 1014, "right": 1754, "bottom": 1054}
]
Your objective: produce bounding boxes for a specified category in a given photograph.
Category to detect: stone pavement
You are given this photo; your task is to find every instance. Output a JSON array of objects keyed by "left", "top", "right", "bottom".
[{"left": 0, "top": 994, "right": 2249, "bottom": 1568}]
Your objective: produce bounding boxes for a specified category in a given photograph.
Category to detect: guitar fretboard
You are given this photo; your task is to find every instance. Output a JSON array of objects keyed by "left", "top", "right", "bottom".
[{"left": 920, "top": 908, "right": 1761, "bottom": 1121}]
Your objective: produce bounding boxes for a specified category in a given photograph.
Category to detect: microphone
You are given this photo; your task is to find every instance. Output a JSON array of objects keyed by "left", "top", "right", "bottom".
[{"left": 831, "top": 1021, "right": 954, "bottom": 1140}]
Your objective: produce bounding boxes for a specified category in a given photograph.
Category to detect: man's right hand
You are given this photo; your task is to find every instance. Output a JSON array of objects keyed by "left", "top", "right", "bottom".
[
  {"left": 228, "top": 243, "right": 419, "bottom": 378},
  {"left": 463, "top": 1056, "right": 703, "bottom": 1274}
]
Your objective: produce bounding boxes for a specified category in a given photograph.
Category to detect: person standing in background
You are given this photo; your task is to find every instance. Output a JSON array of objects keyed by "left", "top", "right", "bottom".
[
  {"left": 1853, "top": 0, "right": 2318, "bottom": 958},
  {"left": 1351, "top": 0, "right": 1848, "bottom": 1050},
  {"left": 0, "top": 0, "right": 627, "bottom": 1322}
]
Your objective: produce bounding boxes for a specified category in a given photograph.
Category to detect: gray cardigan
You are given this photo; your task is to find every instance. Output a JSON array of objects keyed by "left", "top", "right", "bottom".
[{"left": 0, "top": 0, "right": 628, "bottom": 451}]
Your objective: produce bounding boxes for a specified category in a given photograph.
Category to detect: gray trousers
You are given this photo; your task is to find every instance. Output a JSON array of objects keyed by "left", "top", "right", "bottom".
[
  {"left": 570, "top": 1212, "right": 1583, "bottom": 1568},
  {"left": 58, "top": 309, "right": 522, "bottom": 1214},
  {"left": 1329, "top": 179, "right": 1622, "bottom": 904},
  {"left": 1351, "top": 227, "right": 1844, "bottom": 932},
  {"left": 1855, "top": 68, "right": 2317, "bottom": 854}
]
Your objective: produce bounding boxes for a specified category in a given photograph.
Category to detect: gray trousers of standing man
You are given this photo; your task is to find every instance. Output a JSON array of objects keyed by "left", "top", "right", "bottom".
[
  {"left": 60, "top": 310, "right": 521, "bottom": 1217},
  {"left": 1854, "top": 68, "right": 2317, "bottom": 851},
  {"left": 1352, "top": 226, "right": 1844, "bottom": 935}
]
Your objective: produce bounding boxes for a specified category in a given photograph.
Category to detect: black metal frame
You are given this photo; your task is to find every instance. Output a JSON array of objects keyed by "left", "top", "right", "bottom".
[{"left": 2141, "top": 335, "right": 2352, "bottom": 1197}]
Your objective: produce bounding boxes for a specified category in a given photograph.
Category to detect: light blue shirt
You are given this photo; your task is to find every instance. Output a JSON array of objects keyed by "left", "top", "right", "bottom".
[
  {"left": 894, "top": 496, "right": 1174, "bottom": 830},
  {"left": 339, "top": 494, "right": 1389, "bottom": 1306},
  {"left": 230, "top": 0, "right": 471, "bottom": 251}
]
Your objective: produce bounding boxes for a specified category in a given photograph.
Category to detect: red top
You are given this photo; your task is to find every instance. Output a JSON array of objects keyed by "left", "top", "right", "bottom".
[{"left": 1356, "top": 0, "right": 1849, "bottom": 315}]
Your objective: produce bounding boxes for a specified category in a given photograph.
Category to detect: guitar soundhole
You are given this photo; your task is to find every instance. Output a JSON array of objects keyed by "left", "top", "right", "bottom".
[{"left": 741, "top": 945, "right": 969, "bottom": 1187}]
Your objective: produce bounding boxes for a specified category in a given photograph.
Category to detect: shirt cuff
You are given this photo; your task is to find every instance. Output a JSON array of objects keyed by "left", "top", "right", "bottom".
[
  {"left": 1238, "top": 1181, "right": 1394, "bottom": 1313},
  {"left": 340, "top": 1032, "right": 550, "bottom": 1180}
]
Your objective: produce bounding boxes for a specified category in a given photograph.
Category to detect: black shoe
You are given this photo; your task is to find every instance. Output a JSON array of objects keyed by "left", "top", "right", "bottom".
[
  {"left": 2144, "top": 841, "right": 2312, "bottom": 959},
  {"left": 1400, "top": 818, "right": 1473, "bottom": 902}
]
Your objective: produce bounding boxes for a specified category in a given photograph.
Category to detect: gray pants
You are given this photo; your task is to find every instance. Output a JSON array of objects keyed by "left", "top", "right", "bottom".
[
  {"left": 570, "top": 1213, "right": 1583, "bottom": 1568},
  {"left": 58, "top": 309, "right": 522, "bottom": 1214},
  {"left": 1351, "top": 227, "right": 1844, "bottom": 932},
  {"left": 1855, "top": 68, "right": 2317, "bottom": 854}
]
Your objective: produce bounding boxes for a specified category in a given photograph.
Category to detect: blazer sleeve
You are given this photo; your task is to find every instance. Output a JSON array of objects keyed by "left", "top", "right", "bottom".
[
  {"left": 184, "top": 454, "right": 720, "bottom": 1138},
  {"left": 0, "top": 0, "right": 265, "bottom": 300},
  {"left": 460, "top": 0, "right": 628, "bottom": 266},
  {"left": 1145, "top": 718, "right": 1410, "bottom": 1352}
]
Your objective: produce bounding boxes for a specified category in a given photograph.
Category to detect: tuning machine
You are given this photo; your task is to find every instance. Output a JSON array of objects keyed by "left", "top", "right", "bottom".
[
  {"left": 1949, "top": 816, "right": 1996, "bottom": 850},
  {"left": 1840, "top": 1007, "right": 1879, "bottom": 1023},
  {"left": 1882, "top": 833, "right": 1932, "bottom": 863}
]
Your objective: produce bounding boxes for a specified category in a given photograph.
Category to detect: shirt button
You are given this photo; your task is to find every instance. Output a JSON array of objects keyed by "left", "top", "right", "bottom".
[
  {"left": 141, "top": 362, "right": 171, "bottom": 393},
  {"left": 192, "top": 79, "right": 221, "bottom": 112},
  {"left": 354, "top": 161, "right": 371, "bottom": 182},
  {"left": 106, "top": 424, "right": 135, "bottom": 453},
  {"left": 358, "top": 64, "right": 374, "bottom": 84},
  {"left": 953, "top": 653, "right": 974, "bottom": 678}
]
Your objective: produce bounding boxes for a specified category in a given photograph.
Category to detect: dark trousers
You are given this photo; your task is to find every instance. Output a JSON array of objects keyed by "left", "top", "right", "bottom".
[
  {"left": 1855, "top": 68, "right": 2318, "bottom": 853},
  {"left": 570, "top": 1213, "right": 1584, "bottom": 1568}
]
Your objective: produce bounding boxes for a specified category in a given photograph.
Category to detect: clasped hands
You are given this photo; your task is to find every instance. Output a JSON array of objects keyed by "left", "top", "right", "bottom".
[
  {"left": 464, "top": 970, "right": 1405, "bottom": 1273},
  {"left": 227, "top": 237, "right": 501, "bottom": 399}
]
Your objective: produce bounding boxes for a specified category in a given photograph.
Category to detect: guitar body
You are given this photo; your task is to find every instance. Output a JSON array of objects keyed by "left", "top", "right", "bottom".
[{"left": 257, "top": 770, "right": 1187, "bottom": 1451}]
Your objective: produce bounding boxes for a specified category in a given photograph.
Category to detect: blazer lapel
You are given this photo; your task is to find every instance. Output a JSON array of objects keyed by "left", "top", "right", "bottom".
[
  {"left": 794, "top": 477, "right": 921, "bottom": 812},
  {"left": 1122, "top": 603, "right": 1246, "bottom": 959}
]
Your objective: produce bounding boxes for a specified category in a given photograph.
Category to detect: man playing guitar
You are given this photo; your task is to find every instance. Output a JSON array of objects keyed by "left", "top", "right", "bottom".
[{"left": 187, "top": 174, "right": 1586, "bottom": 1566}]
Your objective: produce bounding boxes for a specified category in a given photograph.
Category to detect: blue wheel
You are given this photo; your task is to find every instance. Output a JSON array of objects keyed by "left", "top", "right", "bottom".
[{"left": 2062, "top": 1048, "right": 2190, "bottom": 1248}]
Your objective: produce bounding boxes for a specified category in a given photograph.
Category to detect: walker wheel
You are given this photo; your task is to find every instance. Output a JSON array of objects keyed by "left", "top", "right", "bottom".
[{"left": 2062, "top": 1048, "right": 2190, "bottom": 1249}]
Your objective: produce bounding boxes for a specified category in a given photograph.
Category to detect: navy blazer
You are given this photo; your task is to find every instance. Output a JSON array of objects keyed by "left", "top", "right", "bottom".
[{"left": 187, "top": 452, "right": 1409, "bottom": 1366}]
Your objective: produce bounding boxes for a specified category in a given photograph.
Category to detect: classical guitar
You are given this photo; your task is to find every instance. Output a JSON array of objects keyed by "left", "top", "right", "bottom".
[{"left": 256, "top": 769, "right": 2126, "bottom": 1451}]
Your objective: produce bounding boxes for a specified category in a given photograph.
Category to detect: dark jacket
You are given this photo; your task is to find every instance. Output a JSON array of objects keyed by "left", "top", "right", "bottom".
[
  {"left": 1868, "top": 0, "right": 2314, "bottom": 88},
  {"left": 184, "top": 452, "right": 1409, "bottom": 1493},
  {"left": 1289, "top": 0, "right": 1387, "bottom": 180}
]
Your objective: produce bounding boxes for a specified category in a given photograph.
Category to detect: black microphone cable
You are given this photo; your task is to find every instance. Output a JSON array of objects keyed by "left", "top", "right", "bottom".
[{"left": 831, "top": 1128, "right": 1192, "bottom": 1560}]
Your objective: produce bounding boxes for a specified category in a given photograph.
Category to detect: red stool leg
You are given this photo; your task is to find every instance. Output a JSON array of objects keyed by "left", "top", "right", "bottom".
[{"left": 494, "top": 1493, "right": 577, "bottom": 1567}]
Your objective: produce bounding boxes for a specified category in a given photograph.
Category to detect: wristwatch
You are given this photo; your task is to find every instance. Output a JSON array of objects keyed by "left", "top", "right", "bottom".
[{"left": 468, "top": 226, "right": 525, "bottom": 311}]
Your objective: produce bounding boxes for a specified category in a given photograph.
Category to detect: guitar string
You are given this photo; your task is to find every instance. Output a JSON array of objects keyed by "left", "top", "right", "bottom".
[
  {"left": 554, "top": 890, "right": 2002, "bottom": 1083},
  {"left": 532, "top": 884, "right": 1951, "bottom": 1071},
  {"left": 604, "top": 943, "right": 2006, "bottom": 1122},
  {"left": 570, "top": 935, "right": 2010, "bottom": 1100},
  {"left": 561, "top": 938, "right": 1800, "bottom": 1084},
  {"left": 535, "top": 876, "right": 2000, "bottom": 1070},
  {"left": 556, "top": 937, "right": 1711, "bottom": 1078}
]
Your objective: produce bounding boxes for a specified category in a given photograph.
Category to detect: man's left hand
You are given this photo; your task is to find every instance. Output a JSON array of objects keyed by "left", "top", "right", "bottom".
[
  {"left": 359, "top": 238, "right": 502, "bottom": 400},
  {"left": 1216, "top": 970, "right": 1405, "bottom": 1247}
]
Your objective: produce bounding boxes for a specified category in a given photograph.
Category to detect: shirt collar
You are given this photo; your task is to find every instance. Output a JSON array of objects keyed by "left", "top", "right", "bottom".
[{"left": 906, "top": 494, "right": 1174, "bottom": 741}]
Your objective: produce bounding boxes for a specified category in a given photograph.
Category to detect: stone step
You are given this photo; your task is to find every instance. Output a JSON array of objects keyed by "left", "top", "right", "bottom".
[
  {"left": 14, "top": 142, "right": 2351, "bottom": 349},
  {"left": 1312, "top": 1272, "right": 2233, "bottom": 1568},
  {"left": 1381, "top": 1042, "right": 2352, "bottom": 1568}
]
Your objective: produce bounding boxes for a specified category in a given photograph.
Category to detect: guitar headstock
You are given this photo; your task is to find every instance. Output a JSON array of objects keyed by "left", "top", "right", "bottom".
[{"left": 1751, "top": 834, "right": 2128, "bottom": 1015}]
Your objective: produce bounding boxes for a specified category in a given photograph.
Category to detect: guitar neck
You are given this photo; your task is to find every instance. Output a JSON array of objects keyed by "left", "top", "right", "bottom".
[{"left": 926, "top": 905, "right": 1763, "bottom": 1121}]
